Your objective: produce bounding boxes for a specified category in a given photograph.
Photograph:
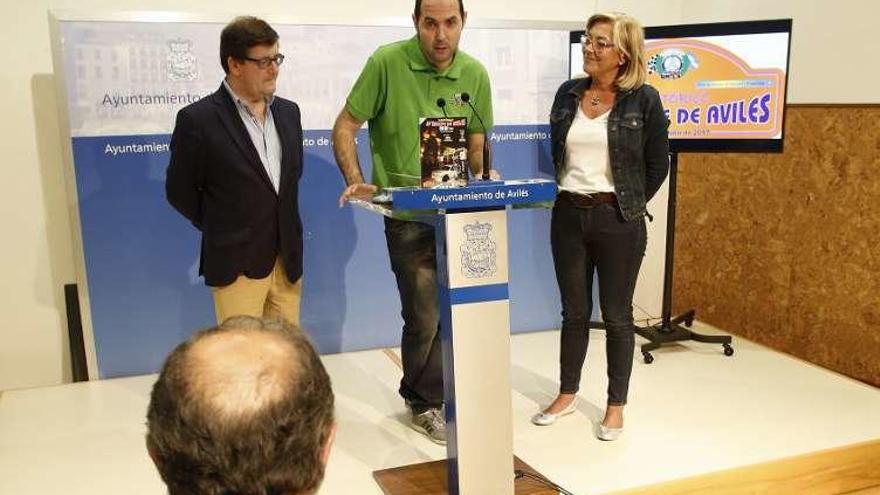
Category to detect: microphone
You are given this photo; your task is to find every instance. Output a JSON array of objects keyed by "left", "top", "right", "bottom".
[
  {"left": 436, "top": 97, "right": 448, "bottom": 117},
  {"left": 460, "top": 92, "right": 492, "bottom": 181}
]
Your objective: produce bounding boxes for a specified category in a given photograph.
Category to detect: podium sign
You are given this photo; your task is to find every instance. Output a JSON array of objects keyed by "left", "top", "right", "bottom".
[
  {"left": 387, "top": 179, "right": 556, "bottom": 210},
  {"left": 360, "top": 179, "right": 556, "bottom": 495},
  {"left": 438, "top": 208, "right": 513, "bottom": 493}
]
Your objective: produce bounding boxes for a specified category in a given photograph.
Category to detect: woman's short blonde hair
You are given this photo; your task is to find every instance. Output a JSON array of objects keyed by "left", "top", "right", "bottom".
[{"left": 587, "top": 12, "right": 647, "bottom": 91}]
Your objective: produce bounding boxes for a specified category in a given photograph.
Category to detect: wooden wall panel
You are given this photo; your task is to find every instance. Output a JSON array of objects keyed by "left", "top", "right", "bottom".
[{"left": 674, "top": 106, "right": 880, "bottom": 387}]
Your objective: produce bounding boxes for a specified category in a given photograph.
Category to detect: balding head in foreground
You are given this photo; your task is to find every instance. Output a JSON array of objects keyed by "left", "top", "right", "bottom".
[{"left": 146, "top": 316, "right": 335, "bottom": 495}]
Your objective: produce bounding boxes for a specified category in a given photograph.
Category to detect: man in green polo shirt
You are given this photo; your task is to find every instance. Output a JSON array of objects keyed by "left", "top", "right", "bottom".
[{"left": 331, "top": 0, "right": 494, "bottom": 445}]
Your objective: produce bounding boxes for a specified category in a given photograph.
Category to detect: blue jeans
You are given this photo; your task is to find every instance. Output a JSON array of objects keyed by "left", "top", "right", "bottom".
[
  {"left": 551, "top": 200, "right": 646, "bottom": 405},
  {"left": 384, "top": 217, "right": 443, "bottom": 413}
]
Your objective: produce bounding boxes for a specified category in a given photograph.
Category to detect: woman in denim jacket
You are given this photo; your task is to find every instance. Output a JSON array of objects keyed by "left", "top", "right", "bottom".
[{"left": 531, "top": 12, "right": 669, "bottom": 441}]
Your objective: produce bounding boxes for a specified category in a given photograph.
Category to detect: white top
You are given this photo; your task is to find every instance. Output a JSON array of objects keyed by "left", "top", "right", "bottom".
[{"left": 558, "top": 106, "right": 614, "bottom": 194}]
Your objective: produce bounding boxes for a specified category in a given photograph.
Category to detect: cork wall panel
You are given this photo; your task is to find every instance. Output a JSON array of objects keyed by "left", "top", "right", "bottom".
[{"left": 674, "top": 106, "right": 880, "bottom": 387}]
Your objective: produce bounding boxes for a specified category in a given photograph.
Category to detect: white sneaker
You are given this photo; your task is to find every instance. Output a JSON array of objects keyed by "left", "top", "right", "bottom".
[
  {"left": 530, "top": 398, "right": 577, "bottom": 426},
  {"left": 411, "top": 408, "right": 447, "bottom": 445}
]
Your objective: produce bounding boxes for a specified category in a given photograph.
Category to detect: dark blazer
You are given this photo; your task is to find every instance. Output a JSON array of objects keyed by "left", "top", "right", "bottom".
[{"left": 166, "top": 84, "right": 304, "bottom": 287}]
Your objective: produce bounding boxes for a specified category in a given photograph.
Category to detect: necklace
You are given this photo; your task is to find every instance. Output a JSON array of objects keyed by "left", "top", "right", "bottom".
[{"left": 589, "top": 92, "right": 600, "bottom": 106}]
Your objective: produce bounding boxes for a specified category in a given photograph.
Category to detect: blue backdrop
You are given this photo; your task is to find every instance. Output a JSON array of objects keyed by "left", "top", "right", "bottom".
[
  {"left": 73, "top": 125, "right": 569, "bottom": 378},
  {"left": 56, "top": 18, "right": 581, "bottom": 378}
]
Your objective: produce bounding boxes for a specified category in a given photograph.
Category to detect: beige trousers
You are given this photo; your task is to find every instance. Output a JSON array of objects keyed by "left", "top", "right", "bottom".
[{"left": 211, "top": 257, "right": 302, "bottom": 326}]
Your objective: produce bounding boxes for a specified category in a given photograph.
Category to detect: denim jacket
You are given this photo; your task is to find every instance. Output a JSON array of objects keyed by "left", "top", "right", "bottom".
[{"left": 550, "top": 77, "right": 669, "bottom": 222}]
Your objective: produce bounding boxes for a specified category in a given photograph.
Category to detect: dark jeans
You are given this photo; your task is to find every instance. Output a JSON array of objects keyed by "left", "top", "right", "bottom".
[
  {"left": 384, "top": 217, "right": 443, "bottom": 413},
  {"left": 551, "top": 200, "right": 646, "bottom": 405}
]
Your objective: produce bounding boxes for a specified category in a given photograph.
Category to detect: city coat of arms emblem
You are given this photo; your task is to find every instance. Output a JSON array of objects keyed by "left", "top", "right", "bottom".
[
  {"left": 460, "top": 221, "right": 497, "bottom": 278},
  {"left": 166, "top": 39, "right": 198, "bottom": 82}
]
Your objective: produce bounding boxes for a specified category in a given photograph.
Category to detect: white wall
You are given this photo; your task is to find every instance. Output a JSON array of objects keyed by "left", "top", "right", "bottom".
[
  {"left": 3, "top": 0, "right": 871, "bottom": 390},
  {"left": 681, "top": 0, "right": 880, "bottom": 104}
]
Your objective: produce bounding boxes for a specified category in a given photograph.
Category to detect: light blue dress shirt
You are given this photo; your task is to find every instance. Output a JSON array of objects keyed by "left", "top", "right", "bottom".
[{"left": 223, "top": 80, "right": 282, "bottom": 193}]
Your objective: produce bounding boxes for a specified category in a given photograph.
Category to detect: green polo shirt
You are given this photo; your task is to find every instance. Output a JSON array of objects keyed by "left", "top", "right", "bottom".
[{"left": 346, "top": 36, "right": 494, "bottom": 188}]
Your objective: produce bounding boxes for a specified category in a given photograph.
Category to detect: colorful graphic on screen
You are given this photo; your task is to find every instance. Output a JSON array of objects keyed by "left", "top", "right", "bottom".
[
  {"left": 646, "top": 38, "right": 786, "bottom": 140},
  {"left": 570, "top": 19, "right": 792, "bottom": 152}
]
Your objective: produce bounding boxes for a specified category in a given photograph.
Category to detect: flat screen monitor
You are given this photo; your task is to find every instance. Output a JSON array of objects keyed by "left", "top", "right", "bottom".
[{"left": 570, "top": 19, "right": 792, "bottom": 152}]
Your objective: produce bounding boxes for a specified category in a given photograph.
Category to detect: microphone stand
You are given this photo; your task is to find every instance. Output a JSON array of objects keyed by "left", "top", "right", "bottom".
[
  {"left": 436, "top": 97, "right": 448, "bottom": 117},
  {"left": 461, "top": 93, "right": 493, "bottom": 181},
  {"left": 481, "top": 138, "right": 492, "bottom": 181}
]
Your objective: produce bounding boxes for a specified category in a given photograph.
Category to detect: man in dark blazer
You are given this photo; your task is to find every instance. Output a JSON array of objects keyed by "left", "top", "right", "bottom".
[{"left": 166, "top": 16, "right": 304, "bottom": 325}]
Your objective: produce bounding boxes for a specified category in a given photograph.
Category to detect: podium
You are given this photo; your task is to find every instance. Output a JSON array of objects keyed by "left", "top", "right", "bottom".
[{"left": 354, "top": 179, "right": 557, "bottom": 495}]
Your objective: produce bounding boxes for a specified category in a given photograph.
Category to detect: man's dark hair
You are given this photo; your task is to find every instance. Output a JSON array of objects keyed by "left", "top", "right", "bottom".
[
  {"left": 146, "top": 316, "right": 334, "bottom": 495},
  {"left": 220, "top": 16, "right": 279, "bottom": 74},
  {"left": 414, "top": 0, "right": 465, "bottom": 20}
]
